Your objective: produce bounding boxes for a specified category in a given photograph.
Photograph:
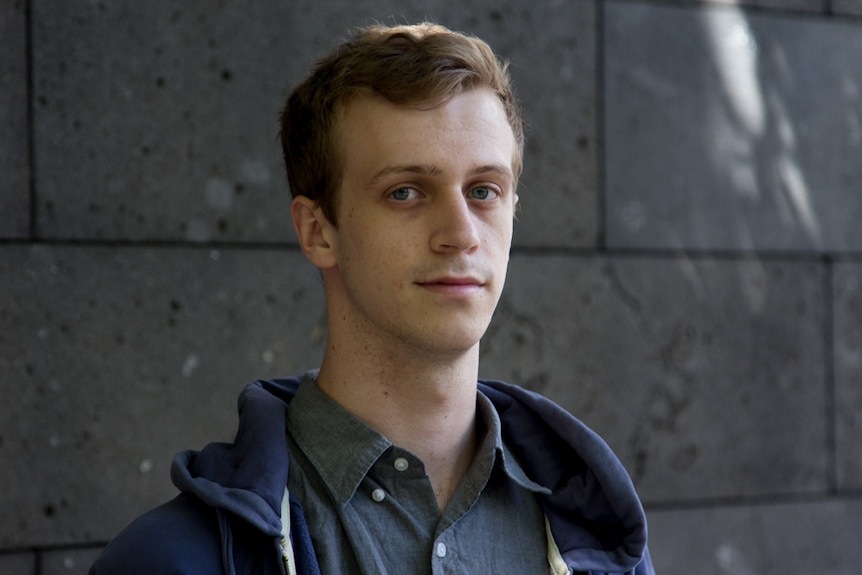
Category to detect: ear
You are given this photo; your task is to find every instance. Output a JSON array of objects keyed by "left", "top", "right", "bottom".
[{"left": 291, "top": 196, "right": 338, "bottom": 269}]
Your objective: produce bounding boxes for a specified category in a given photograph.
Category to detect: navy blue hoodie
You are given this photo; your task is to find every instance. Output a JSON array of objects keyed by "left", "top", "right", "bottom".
[{"left": 90, "top": 374, "right": 654, "bottom": 575}]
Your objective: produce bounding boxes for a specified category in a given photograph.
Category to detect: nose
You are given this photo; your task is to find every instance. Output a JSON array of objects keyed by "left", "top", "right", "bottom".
[{"left": 430, "top": 192, "right": 481, "bottom": 254}]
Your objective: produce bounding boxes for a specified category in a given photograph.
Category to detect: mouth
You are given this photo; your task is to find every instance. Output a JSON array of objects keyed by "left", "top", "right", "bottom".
[{"left": 416, "top": 276, "right": 485, "bottom": 296}]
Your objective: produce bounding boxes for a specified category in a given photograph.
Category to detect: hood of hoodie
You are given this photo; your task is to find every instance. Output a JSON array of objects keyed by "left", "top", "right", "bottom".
[
  {"left": 479, "top": 379, "right": 648, "bottom": 573},
  {"left": 170, "top": 373, "right": 648, "bottom": 573}
]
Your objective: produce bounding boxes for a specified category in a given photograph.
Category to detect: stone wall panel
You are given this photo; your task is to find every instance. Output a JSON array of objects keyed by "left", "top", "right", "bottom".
[
  {"left": 31, "top": 0, "right": 596, "bottom": 248},
  {"left": 0, "top": 245, "right": 325, "bottom": 547},
  {"left": 605, "top": 1, "right": 862, "bottom": 251},
  {"left": 483, "top": 254, "right": 827, "bottom": 502}
]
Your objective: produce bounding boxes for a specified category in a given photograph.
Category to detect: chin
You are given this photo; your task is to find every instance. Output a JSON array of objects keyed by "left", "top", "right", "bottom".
[{"left": 416, "top": 328, "right": 487, "bottom": 357}]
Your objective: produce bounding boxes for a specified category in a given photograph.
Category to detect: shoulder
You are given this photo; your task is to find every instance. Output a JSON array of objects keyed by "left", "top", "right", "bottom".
[{"left": 90, "top": 493, "right": 223, "bottom": 575}]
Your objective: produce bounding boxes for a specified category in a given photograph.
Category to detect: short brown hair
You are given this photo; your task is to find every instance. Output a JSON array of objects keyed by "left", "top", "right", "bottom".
[{"left": 280, "top": 22, "right": 525, "bottom": 226}]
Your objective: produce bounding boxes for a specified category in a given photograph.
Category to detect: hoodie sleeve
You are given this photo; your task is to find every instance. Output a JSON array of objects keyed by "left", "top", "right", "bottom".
[
  {"left": 89, "top": 493, "right": 224, "bottom": 575},
  {"left": 89, "top": 492, "right": 289, "bottom": 575}
]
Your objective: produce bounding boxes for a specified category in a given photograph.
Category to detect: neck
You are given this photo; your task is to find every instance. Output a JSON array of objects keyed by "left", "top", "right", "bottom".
[{"left": 316, "top": 329, "right": 481, "bottom": 510}]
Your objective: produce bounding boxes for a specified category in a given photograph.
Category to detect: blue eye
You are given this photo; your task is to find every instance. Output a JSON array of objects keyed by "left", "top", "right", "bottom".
[
  {"left": 469, "top": 187, "right": 495, "bottom": 200},
  {"left": 391, "top": 188, "right": 416, "bottom": 201}
]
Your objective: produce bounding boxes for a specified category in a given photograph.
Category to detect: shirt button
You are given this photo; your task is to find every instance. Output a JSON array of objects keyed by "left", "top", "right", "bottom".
[
  {"left": 435, "top": 542, "right": 447, "bottom": 558},
  {"left": 394, "top": 457, "right": 409, "bottom": 471},
  {"left": 371, "top": 488, "right": 386, "bottom": 502}
]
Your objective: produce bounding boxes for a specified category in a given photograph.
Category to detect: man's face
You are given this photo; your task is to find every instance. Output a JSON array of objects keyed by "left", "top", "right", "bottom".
[{"left": 322, "top": 88, "right": 518, "bottom": 358}]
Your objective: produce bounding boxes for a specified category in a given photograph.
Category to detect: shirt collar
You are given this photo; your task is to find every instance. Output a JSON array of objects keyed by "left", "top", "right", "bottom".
[
  {"left": 477, "top": 390, "right": 551, "bottom": 495},
  {"left": 286, "top": 373, "right": 550, "bottom": 507},
  {"left": 286, "top": 373, "right": 392, "bottom": 506}
]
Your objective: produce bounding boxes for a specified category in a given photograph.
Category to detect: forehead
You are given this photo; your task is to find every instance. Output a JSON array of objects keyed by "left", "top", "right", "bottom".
[{"left": 335, "top": 89, "right": 517, "bottom": 179}]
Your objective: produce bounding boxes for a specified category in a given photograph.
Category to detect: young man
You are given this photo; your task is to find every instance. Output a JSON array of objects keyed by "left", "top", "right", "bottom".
[{"left": 90, "top": 22, "right": 653, "bottom": 575}]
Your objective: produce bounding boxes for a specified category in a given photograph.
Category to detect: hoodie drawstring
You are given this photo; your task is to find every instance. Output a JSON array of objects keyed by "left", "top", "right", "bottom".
[{"left": 280, "top": 487, "right": 298, "bottom": 575}]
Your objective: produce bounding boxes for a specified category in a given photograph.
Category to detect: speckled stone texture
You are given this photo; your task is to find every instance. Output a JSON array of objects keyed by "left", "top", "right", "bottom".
[
  {"left": 0, "top": 245, "right": 325, "bottom": 546},
  {"left": 483, "top": 254, "right": 827, "bottom": 502},
  {"left": 0, "top": 0, "right": 29, "bottom": 238},
  {"left": 30, "top": 0, "right": 597, "bottom": 247}
]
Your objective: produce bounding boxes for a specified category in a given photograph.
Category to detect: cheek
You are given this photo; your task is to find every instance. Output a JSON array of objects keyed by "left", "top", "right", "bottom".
[
  {"left": 341, "top": 223, "right": 407, "bottom": 276},
  {"left": 486, "top": 216, "right": 515, "bottom": 251}
]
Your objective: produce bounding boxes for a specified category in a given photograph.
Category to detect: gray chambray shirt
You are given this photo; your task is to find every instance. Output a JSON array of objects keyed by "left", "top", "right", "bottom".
[{"left": 285, "top": 374, "right": 553, "bottom": 574}]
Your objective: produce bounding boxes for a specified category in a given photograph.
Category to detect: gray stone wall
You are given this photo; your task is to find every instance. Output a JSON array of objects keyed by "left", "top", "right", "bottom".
[{"left": 2, "top": 0, "right": 860, "bottom": 573}]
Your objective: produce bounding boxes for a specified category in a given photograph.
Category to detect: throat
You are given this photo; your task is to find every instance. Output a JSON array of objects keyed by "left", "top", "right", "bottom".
[
  {"left": 315, "top": 351, "right": 483, "bottom": 510},
  {"left": 424, "top": 412, "right": 482, "bottom": 512}
]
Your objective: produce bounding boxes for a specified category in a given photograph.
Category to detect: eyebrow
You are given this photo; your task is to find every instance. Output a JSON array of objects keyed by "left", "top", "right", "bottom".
[{"left": 367, "top": 163, "right": 514, "bottom": 186}]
